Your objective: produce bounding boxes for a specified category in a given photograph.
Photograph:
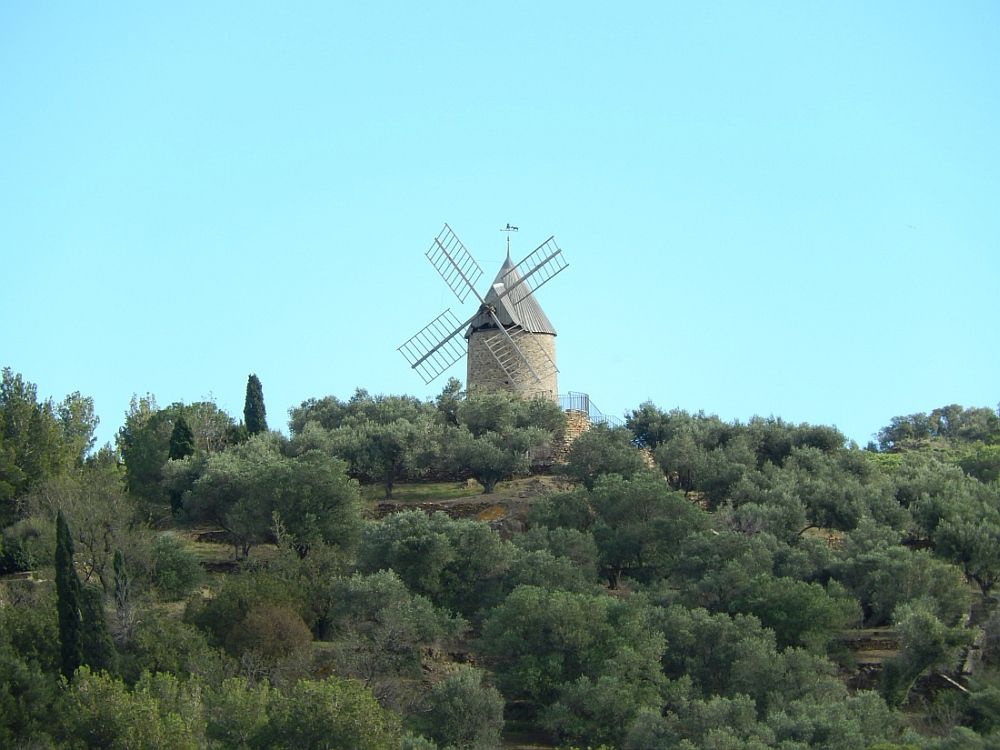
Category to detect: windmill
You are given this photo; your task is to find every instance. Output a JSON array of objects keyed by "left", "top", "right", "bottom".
[{"left": 398, "top": 223, "right": 568, "bottom": 400}]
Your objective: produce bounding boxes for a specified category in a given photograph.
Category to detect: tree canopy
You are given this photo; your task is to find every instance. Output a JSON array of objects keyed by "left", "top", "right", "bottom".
[{"left": 3, "top": 364, "right": 999, "bottom": 749}]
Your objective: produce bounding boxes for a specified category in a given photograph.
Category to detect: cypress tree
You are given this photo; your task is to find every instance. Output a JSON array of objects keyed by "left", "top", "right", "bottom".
[
  {"left": 167, "top": 416, "right": 196, "bottom": 514},
  {"left": 168, "top": 415, "right": 195, "bottom": 461},
  {"left": 113, "top": 549, "right": 135, "bottom": 645},
  {"left": 244, "top": 373, "right": 268, "bottom": 436},
  {"left": 55, "top": 510, "right": 83, "bottom": 680},
  {"left": 80, "top": 585, "right": 117, "bottom": 673}
]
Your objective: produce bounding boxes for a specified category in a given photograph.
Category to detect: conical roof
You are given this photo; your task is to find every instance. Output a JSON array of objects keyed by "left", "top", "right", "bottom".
[{"left": 465, "top": 253, "right": 557, "bottom": 337}]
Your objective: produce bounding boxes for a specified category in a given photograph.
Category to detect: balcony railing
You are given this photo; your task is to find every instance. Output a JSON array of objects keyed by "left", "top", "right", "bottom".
[{"left": 558, "top": 391, "right": 623, "bottom": 428}]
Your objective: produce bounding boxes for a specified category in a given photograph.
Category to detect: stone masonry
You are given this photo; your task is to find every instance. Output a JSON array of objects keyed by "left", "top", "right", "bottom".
[
  {"left": 467, "top": 329, "right": 558, "bottom": 401},
  {"left": 551, "top": 408, "right": 592, "bottom": 462}
]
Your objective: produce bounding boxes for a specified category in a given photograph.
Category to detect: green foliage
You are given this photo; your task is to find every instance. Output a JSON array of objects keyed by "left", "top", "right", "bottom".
[
  {"left": 402, "top": 732, "right": 440, "bottom": 750},
  {"left": 416, "top": 666, "right": 504, "bottom": 750},
  {"left": 669, "top": 528, "right": 787, "bottom": 612},
  {"left": 965, "top": 676, "right": 1000, "bottom": 734},
  {"left": 978, "top": 608, "right": 1000, "bottom": 668},
  {"left": 168, "top": 415, "right": 196, "bottom": 461},
  {"left": 55, "top": 668, "right": 402, "bottom": 750},
  {"left": 728, "top": 574, "right": 861, "bottom": 651},
  {"left": 185, "top": 436, "right": 361, "bottom": 557},
  {"left": 268, "top": 449, "right": 362, "bottom": 554},
  {"left": 244, "top": 373, "right": 268, "bottom": 435},
  {"left": 504, "top": 547, "right": 595, "bottom": 594},
  {"left": 80, "top": 584, "right": 117, "bottom": 674},
  {"left": 118, "top": 396, "right": 236, "bottom": 504},
  {"left": 429, "top": 391, "right": 565, "bottom": 493},
  {"left": 478, "top": 586, "right": 664, "bottom": 708},
  {"left": 259, "top": 675, "right": 403, "bottom": 750},
  {"left": 324, "top": 571, "right": 465, "bottom": 687},
  {"left": 882, "top": 600, "right": 976, "bottom": 707},
  {"left": 457, "top": 390, "right": 565, "bottom": 437},
  {"left": 58, "top": 667, "right": 206, "bottom": 749},
  {"left": 185, "top": 569, "right": 307, "bottom": 651},
  {"left": 513, "top": 526, "right": 599, "bottom": 582},
  {"left": 542, "top": 673, "right": 666, "bottom": 748},
  {"left": 435, "top": 377, "right": 464, "bottom": 426},
  {"left": 224, "top": 604, "right": 313, "bottom": 664},
  {"left": 116, "top": 394, "right": 171, "bottom": 503},
  {"left": 358, "top": 511, "right": 514, "bottom": 618},
  {"left": 54, "top": 512, "right": 116, "bottom": 679},
  {"left": 290, "top": 388, "right": 435, "bottom": 435},
  {"left": 781, "top": 446, "right": 868, "bottom": 531},
  {"left": 443, "top": 425, "right": 547, "bottom": 493},
  {"left": 204, "top": 676, "right": 273, "bottom": 747},
  {"left": 626, "top": 401, "right": 683, "bottom": 450},
  {"left": 934, "top": 503, "right": 1000, "bottom": 596},
  {"left": 961, "top": 444, "right": 1000, "bottom": 484},
  {"left": 0, "top": 636, "right": 58, "bottom": 747},
  {"left": 55, "top": 509, "right": 83, "bottom": 680},
  {"left": 652, "top": 604, "right": 775, "bottom": 698},
  {"left": 655, "top": 430, "right": 759, "bottom": 506},
  {"left": 878, "top": 403, "right": 1000, "bottom": 451},
  {"left": 630, "top": 407, "right": 859, "bottom": 518},
  {"left": 162, "top": 451, "right": 208, "bottom": 521},
  {"left": 168, "top": 417, "right": 196, "bottom": 513},
  {"left": 117, "top": 608, "right": 221, "bottom": 685},
  {"left": 668, "top": 694, "right": 774, "bottom": 749},
  {"left": 0, "top": 515, "right": 54, "bottom": 573},
  {"left": 11, "top": 382, "right": 1000, "bottom": 745},
  {"left": 27, "top": 462, "right": 150, "bottom": 594},
  {"left": 1, "top": 584, "right": 61, "bottom": 675},
  {"left": 835, "top": 530, "right": 971, "bottom": 626},
  {"left": 358, "top": 511, "right": 455, "bottom": 597},
  {"left": 767, "top": 691, "right": 913, "bottom": 749},
  {"left": 151, "top": 533, "right": 204, "bottom": 601},
  {"left": 560, "top": 424, "right": 650, "bottom": 490},
  {"left": 290, "top": 389, "right": 562, "bottom": 493},
  {"left": 1, "top": 367, "right": 98, "bottom": 521},
  {"left": 588, "top": 472, "right": 710, "bottom": 587},
  {"left": 324, "top": 416, "right": 438, "bottom": 499},
  {"left": 526, "top": 487, "right": 594, "bottom": 532},
  {"left": 0, "top": 588, "right": 61, "bottom": 744},
  {"left": 57, "top": 390, "right": 100, "bottom": 464},
  {"left": 746, "top": 415, "right": 847, "bottom": 465}
]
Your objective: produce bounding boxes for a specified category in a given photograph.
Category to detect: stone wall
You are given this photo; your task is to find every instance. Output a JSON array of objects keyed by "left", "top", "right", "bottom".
[
  {"left": 467, "top": 330, "right": 558, "bottom": 400},
  {"left": 551, "top": 409, "right": 592, "bottom": 463}
]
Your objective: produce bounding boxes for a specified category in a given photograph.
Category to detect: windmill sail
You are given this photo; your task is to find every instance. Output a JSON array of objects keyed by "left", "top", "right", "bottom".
[
  {"left": 399, "top": 224, "right": 566, "bottom": 392},
  {"left": 397, "top": 309, "right": 471, "bottom": 384},
  {"left": 496, "top": 237, "right": 567, "bottom": 307},
  {"left": 425, "top": 224, "right": 484, "bottom": 304},
  {"left": 483, "top": 323, "right": 558, "bottom": 386}
]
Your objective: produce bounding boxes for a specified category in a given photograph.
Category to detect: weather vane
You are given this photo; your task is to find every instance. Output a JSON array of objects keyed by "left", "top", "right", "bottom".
[{"left": 502, "top": 223, "right": 518, "bottom": 255}]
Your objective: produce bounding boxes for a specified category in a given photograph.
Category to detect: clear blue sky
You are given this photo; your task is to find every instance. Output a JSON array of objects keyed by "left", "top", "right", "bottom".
[{"left": 3, "top": 2, "right": 997, "bottom": 450}]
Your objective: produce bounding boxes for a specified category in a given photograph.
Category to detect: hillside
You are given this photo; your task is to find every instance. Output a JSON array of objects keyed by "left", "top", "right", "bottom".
[{"left": 2, "top": 367, "right": 1000, "bottom": 748}]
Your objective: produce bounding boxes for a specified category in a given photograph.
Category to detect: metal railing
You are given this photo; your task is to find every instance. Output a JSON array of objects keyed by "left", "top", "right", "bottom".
[{"left": 558, "top": 391, "right": 623, "bottom": 428}]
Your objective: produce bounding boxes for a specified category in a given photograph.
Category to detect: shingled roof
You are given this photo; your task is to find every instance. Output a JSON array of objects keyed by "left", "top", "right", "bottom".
[{"left": 465, "top": 253, "right": 557, "bottom": 337}]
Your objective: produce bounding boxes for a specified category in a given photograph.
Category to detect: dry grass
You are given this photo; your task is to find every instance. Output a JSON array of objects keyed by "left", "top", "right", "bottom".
[
  {"left": 361, "top": 480, "right": 484, "bottom": 503},
  {"left": 165, "top": 528, "right": 277, "bottom": 566}
]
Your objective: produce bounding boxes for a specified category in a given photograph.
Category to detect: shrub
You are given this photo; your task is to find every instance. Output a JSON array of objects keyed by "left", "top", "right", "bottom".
[
  {"left": 151, "top": 534, "right": 203, "bottom": 601},
  {"left": 223, "top": 604, "right": 312, "bottom": 662},
  {"left": 0, "top": 517, "right": 54, "bottom": 574},
  {"left": 418, "top": 667, "right": 504, "bottom": 750}
]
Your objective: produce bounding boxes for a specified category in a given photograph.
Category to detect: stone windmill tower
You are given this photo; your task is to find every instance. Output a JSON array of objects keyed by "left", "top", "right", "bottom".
[{"left": 398, "top": 223, "right": 568, "bottom": 400}]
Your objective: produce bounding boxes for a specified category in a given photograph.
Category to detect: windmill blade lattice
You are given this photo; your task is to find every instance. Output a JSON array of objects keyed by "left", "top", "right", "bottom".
[
  {"left": 495, "top": 236, "right": 568, "bottom": 304},
  {"left": 398, "top": 223, "right": 567, "bottom": 389},
  {"left": 426, "top": 224, "right": 484, "bottom": 304},
  {"left": 397, "top": 308, "right": 472, "bottom": 384},
  {"left": 483, "top": 322, "right": 558, "bottom": 386}
]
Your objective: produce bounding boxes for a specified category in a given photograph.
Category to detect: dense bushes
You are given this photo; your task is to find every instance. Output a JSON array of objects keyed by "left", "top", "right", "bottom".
[{"left": 2, "top": 368, "right": 999, "bottom": 748}]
